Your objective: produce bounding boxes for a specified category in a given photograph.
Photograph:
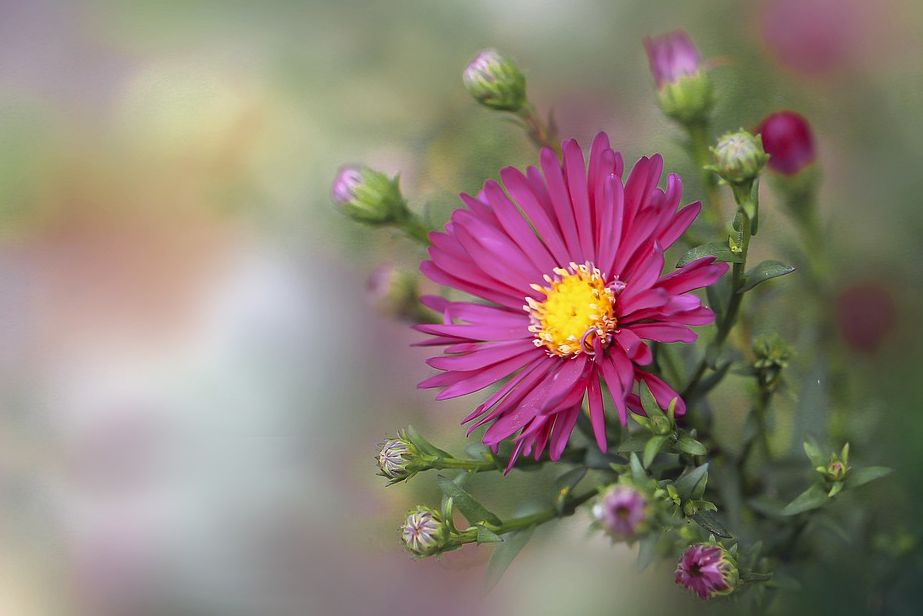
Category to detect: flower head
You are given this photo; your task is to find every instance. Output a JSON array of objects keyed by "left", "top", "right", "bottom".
[
  {"left": 400, "top": 506, "right": 447, "bottom": 557},
  {"left": 416, "top": 133, "right": 728, "bottom": 468},
  {"left": 644, "top": 31, "right": 712, "bottom": 124},
  {"left": 463, "top": 49, "right": 527, "bottom": 112},
  {"left": 675, "top": 543, "right": 739, "bottom": 599},
  {"left": 756, "top": 111, "right": 816, "bottom": 176},
  {"left": 710, "top": 130, "right": 768, "bottom": 186},
  {"left": 593, "top": 485, "right": 648, "bottom": 540},
  {"left": 331, "top": 164, "right": 407, "bottom": 224}
]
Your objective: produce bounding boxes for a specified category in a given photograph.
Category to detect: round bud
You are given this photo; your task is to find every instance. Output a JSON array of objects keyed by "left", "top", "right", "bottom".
[
  {"left": 377, "top": 434, "right": 418, "bottom": 481},
  {"left": 400, "top": 506, "right": 447, "bottom": 557},
  {"left": 463, "top": 49, "right": 527, "bottom": 112},
  {"left": 675, "top": 543, "right": 739, "bottom": 600},
  {"left": 757, "top": 111, "right": 816, "bottom": 176},
  {"left": 330, "top": 164, "right": 407, "bottom": 225},
  {"left": 711, "top": 130, "right": 769, "bottom": 185}
]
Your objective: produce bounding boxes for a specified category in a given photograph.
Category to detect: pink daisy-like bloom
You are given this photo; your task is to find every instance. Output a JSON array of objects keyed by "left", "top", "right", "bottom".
[{"left": 415, "top": 133, "right": 728, "bottom": 467}]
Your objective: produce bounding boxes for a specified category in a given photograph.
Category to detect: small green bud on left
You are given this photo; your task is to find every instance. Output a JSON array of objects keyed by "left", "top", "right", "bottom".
[
  {"left": 710, "top": 130, "right": 769, "bottom": 186},
  {"left": 331, "top": 164, "right": 408, "bottom": 225},
  {"left": 463, "top": 49, "right": 527, "bottom": 112}
]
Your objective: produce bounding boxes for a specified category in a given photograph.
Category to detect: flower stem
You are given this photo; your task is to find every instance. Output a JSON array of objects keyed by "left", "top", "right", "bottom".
[
  {"left": 686, "top": 121, "right": 723, "bottom": 227},
  {"left": 516, "top": 103, "right": 561, "bottom": 155},
  {"left": 452, "top": 489, "right": 597, "bottom": 545},
  {"left": 398, "top": 210, "right": 432, "bottom": 245},
  {"left": 682, "top": 190, "right": 756, "bottom": 402},
  {"left": 429, "top": 447, "right": 587, "bottom": 473}
]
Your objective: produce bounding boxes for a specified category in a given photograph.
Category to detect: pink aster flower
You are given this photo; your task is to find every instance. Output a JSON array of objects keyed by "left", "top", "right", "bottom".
[
  {"left": 593, "top": 485, "right": 648, "bottom": 539},
  {"left": 415, "top": 133, "right": 728, "bottom": 467},
  {"left": 675, "top": 543, "right": 739, "bottom": 599}
]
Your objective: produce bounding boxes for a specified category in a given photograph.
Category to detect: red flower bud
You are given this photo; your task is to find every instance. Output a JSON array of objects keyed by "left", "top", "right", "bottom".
[{"left": 756, "top": 111, "right": 816, "bottom": 175}]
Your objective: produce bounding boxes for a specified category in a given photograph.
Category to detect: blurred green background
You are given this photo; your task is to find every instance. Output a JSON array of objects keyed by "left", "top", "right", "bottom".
[{"left": 1, "top": 0, "right": 922, "bottom": 614}]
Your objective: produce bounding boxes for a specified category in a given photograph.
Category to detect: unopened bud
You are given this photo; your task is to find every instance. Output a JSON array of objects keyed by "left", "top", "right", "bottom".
[
  {"left": 463, "top": 49, "right": 527, "bottom": 112},
  {"left": 710, "top": 130, "right": 768, "bottom": 186},
  {"left": 331, "top": 164, "right": 407, "bottom": 225},
  {"left": 644, "top": 31, "right": 713, "bottom": 125},
  {"left": 377, "top": 432, "right": 421, "bottom": 482},
  {"left": 675, "top": 543, "right": 739, "bottom": 599},
  {"left": 756, "top": 111, "right": 816, "bottom": 176},
  {"left": 400, "top": 506, "right": 447, "bottom": 557}
]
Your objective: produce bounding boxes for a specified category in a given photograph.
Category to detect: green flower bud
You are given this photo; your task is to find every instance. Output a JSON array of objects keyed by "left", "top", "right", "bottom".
[
  {"left": 400, "top": 506, "right": 448, "bottom": 557},
  {"left": 710, "top": 130, "right": 769, "bottom": 186},
  {"left": 753, "top": 333, "right": 791, "bottom": 392},
  {"left": 331, "top": 164, "right": 408, "bottom": 225},
  {"left": 377, "top": 432, "right": 421, "bottom": 482},
  {"left": 463, "top": 49, "right": 527, "bottom": 112},
  {"left": 656, "top": 72, "right": 714, "bottom": 125}
]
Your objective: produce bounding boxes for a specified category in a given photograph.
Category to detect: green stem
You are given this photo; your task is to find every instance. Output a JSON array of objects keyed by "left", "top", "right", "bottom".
[
  {"left": 398, "top": 210, "right": 432, "bottom": 245},
  {"left": 429, "top": 447, "right": 587, "bottom": 473},
  {"left": 682, "top": 191, "right": 755, "bottom": 402},
  {"left": 452, "top": 489, "right": 597, "bottom": 545},
  {"left": 517, "top": 103, "right": 561, "bottom": 155},
  {"left": 686, "top": 122, "right": 723, "bottom": 228}
]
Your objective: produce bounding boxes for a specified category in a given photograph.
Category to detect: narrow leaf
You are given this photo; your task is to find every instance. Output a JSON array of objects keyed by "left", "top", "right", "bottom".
[
  {"left": 677, "top": 434, "right": 707, "bottom": 456},
  {"left": 674, "top": 463, "right": 709, "bottom": 501},
  {"left": 677, "top": 241, "right": 743, "bottom": 267},
  {"left": 802, "top": 437, "right": 825, "bottom": 468},
  {"left": 643, "top": 435, "right": 669, "bottom": 468},
  {"left": 692, "top": 510, "right": 733, "bottom": 538},
  {"left": 639, "top": 381, "right": 666, "bottom": 421},
  {"left": 845, "top": 466, "right": 893, "bottom": 489},
  {"left": 485, "top": 527, "right": 535, "bottom": 590},
  {"left": 636, "top": 532, "right": 659, "bottom": 570},
  {"left": 740, "top": 260, "right": 796, "bottom": 293},
  {"left": 476, "top": 526, "right": 504, "bottom": 544},
  {"left": 630, "top": 453, "right": 647, "bottom": 484},
  {"left": 436, "top": 475, "right": 502, "bottom": 526},
  {"left": 781, "top": 483, "right": 829, "bottom": 516}
]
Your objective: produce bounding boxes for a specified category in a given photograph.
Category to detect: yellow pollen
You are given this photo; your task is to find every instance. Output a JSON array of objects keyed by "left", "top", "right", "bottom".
[{"left": 525, "top": 262, "right": 617, "bottom": 357}]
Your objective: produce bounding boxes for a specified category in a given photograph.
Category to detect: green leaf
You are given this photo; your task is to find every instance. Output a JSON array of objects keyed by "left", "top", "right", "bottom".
[
  {"left": 781, "top": 483, "right": 829, "bottom": 516},
  {"left": 405, "top": 425, "right": 452, "bottom": 458},
  {"left": 553, "top": 467, "right": 587, "bottom": 514},
  {"left": 692, "top": 510, "right": 733, "bottom": 538},
  {"left": 643, "top": 435, "right": 669, "bottom": 467},
  {"left": 630, "top": 452, "right": 647, "bottom": 484},
  {"left": 674, "top": 463, "right": 709, "bottom": 501},
  {"left": 677, "top": 434, "right": 707, "bottom": 456},
  {"left": 845, "top": 466, "right": 893, "bottom": 489},
  {"left": 436, "top": 475, "right": 502, "bottom": 526},
  {"left": 582, "top": 448, "right": 628, "bottom": 470},
  {"left": 802, "top": 437, "right": 825, "bottom": 468},
  {"left": 616, "top": 434, "right": 648, "bottom": 453},
  {"left": 476, "top": 526, "right": 504, "bottom": 544},
  {"left": 676, "top": 241, "right": 743, "bottom": 267},
  {"left": 636, "top": 532, "right": 659, "bottom": 571},
  {"left": 740, "top": 260, "right": 796, "bottom": 293},
  {"left": 639, "top": 382, "right": 666, "bottom": 421},
  {"left": 485, "top": 526, "right": 535, "bottom": 590}
]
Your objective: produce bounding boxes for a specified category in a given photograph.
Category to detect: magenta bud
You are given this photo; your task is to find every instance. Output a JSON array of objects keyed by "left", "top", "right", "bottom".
[{"left": 756, "top": 111, "right": 817, "bottom": 175}]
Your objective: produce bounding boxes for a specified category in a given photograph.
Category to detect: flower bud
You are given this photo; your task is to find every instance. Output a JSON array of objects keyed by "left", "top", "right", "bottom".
[
  {"left": 330, "top": 164, "right": 407, "bottom": 225},
  {"left": 710, "top": 130, "right": 768, "bottom": 186},
  {"left": 592, "top": 485, "right": 649, "bottom": 541},
  {"left": 819, "top": 443, "right": 850, "bottom": 483},
  {"left": 400, "top": 506, "right": 448, "bottom": 557},
  {"left": 644, "top": 31, "right": 713, "bottom": 125},
  {"left": 756, "top": 111, "right": 816, "bottom": 176},
  {"left": 377, "top": 432, "right": 421, "bottom": 482},
  {"left": 463, "top": 49, "right": 527, "bottom": 112},
  {"left": 675, "top": 543, "right": 739, "bottom": 599},
  {"left": 367, "top": 265, "right": 423, "bottom": 321},
  {"left": 753, "top": 333, "right": 791, "bottom": 392}
]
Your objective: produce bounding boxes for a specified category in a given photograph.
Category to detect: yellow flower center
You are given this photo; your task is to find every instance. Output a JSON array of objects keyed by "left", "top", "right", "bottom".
[{"left": 525, "top": 262, "right": 617, "bottom": 357}]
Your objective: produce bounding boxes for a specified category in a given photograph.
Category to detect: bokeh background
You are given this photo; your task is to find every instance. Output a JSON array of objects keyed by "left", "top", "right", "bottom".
[{"left": 2, "top": 0, "right": 922, "bottom": 614}]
